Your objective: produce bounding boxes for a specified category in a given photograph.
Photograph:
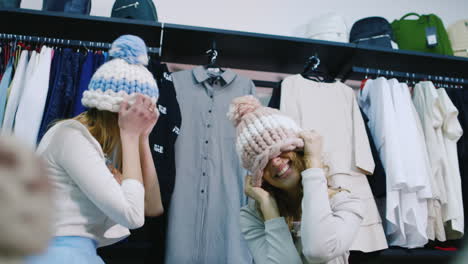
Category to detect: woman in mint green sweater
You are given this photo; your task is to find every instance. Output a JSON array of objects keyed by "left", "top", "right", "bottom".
[{"left": 228, "top": 96, "right": 364, "bottom": 264}]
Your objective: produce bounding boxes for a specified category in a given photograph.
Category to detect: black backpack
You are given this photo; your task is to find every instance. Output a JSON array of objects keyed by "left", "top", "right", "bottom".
[
  {"left": 42, "top": 0, "right": 92, "bottom": 15},
  {"left": 111, "top": 0, "right": 158, "bottom": 22},
  {"left": 0, "top": 0, "right": 21, "bottom": 8},
  {"left": 350, "top": 17, "right": 394, "bottom": 48}
]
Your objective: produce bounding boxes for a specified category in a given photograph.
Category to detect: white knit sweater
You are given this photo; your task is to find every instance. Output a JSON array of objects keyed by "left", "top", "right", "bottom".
[{"left": 37, "top": 120, "right": 145, "bottom": 247}]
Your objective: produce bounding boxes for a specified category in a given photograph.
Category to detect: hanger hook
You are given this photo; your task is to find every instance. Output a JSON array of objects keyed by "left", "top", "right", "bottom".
[
  {"left": 205, "top": 48, "right": 218, "bottom": 65},
  {"left": 211, "top": 50, "right": 218, "bottom": 64},
  {"left": 311, "top": 56, "right": 320, "bottom": 71}
]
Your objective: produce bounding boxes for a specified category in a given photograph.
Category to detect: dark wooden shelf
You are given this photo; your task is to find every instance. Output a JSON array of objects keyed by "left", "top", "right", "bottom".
[
  {"left": 1, "top": 7, "right": 467, "bottom": 83},
  {"left": 0, "top": 8, "right": 162, "bottom": 46}
]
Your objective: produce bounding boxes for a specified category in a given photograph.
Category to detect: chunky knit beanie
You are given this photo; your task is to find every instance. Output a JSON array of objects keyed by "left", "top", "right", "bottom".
[
  {"left": 0, "top": 136, "right": 52, "bottom": 257},
  {"left": 81, "top": 35, "right": 159, "bottom": 112},
  {"left": 227, "top": 95, "right": 304, "bottom": 187}
]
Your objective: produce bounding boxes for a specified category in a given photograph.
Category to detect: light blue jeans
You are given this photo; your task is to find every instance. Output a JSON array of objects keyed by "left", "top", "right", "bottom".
[{"left": 26, "top": 236, "right": 104, "bottom": 264}]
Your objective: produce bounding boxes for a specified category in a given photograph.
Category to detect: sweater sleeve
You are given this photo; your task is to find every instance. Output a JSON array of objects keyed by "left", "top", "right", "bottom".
[
  {"left": 301, "top": 168, "right": 364, "bottom": 263},
  {"left": 55, "top": 127, "right": 145, "bottom": 229},
  {"left": 240, "top": 203, "right": 302, "bottom": 264}
]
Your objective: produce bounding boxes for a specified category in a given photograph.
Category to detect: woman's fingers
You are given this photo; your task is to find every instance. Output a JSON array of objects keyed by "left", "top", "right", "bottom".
[{"left": 119, "top": 99, "right": 129, "bottom": 114}]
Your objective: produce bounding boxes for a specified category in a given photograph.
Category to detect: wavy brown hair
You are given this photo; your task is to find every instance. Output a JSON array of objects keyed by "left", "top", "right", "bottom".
[{"left": 73, "top": 109, "right": 122, "bottom": 168}]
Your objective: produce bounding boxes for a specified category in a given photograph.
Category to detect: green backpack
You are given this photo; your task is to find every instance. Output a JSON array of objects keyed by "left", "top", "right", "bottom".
[{"left": 391, "top": 13, "right": 453, "bottom": 56}]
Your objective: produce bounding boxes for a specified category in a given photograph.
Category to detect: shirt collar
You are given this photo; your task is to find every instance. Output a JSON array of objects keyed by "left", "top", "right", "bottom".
[{"left": 192, "top": 66, "right": 237, "bottom": 86}]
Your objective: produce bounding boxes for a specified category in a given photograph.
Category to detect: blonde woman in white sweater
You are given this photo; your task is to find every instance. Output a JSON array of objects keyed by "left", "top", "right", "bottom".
[
  {"left": 27, "top": 35, "right": 163, "bottom": 264},
  {"left": 228, "top": 96, "right": 363, "bottom": 264}
]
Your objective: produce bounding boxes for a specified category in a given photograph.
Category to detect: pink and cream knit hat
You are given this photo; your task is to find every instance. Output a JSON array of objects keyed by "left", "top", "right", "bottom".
[{"left": 227, "top": 95, "right": 304, "bottom": 187}]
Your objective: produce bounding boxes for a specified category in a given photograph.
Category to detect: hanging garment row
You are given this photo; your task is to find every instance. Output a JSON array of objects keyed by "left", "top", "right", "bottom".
[
  {"left": 360, "top": 78, "right": 464, "bottom": 247},
  {"left": 268, "top": 74, "right": 466, "bottom": 249},
  {"left": 0, "top": 38, "right": 107, "bottom": 145},
  {"left": 0, "top": 32, "right": 466, "bottom": 263}
]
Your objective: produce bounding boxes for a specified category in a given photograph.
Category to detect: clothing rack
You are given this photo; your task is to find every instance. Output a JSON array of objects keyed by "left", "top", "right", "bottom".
[
  {"left": 351, "top": 66, "right": 468, "bottom": 88},
  {"left": 1, "top": 32, "right": 281, "bottom": 89},
  {"left": 253, "top": 80, "right": 281, "bottom": 89},
  {"left": 0, "top": 33, "right": 160, "bottom": 54}
]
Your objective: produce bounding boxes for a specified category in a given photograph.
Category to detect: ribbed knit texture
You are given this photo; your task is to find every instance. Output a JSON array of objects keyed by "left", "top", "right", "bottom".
[
  {"left": 81, "top": 35, "right": 158, "bottom": 112},
  {"left": 227, "top": 95, "right": 303, "bottom": 186}
]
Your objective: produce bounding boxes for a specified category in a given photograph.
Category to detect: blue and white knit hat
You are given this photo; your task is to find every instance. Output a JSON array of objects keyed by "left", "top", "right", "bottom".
[{"left": 81, "top": 35, "right": 159, "bottom": 112}]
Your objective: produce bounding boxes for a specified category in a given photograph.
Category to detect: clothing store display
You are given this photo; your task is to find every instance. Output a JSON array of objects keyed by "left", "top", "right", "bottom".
[
  {"left": 166, "top": 66, "right": 254, "bottom": 264},
  {"left": 437, "top": 88, "right": 464, "bottom": 239},
  {"left": 73, "top": 52, "right": 94, "bottom": 115},
  {"left": 37, "top": 120, "right": 144, "bottom": 247},
  {"left": 391, "top": 13, "right": 453, "bottom": 55},
  {"left": 0, "top": 58, "right": 12, "bottom": 125},
  {"left": 361, "top": 78, "right": 431, "bottom": 248},
  {"left": 42, "top": 0, "right": 91, "bottom": 15},
  {"left": 147, "top": 62, "right": 181, "bottom": 207},
  {"left": 241, "top": 168, "right": 363, "bottom": 264},
  {"left": 388, "top": 79, "right": 432, "bottom": 197},
  {"left": 446, "top": 88, "right": 468, "bottom": 240},
  {"left": 0, "top": 0, "right": 20, "bottom": 8},
  {"left": 26, "top": 237, "right": 104, "bottom": 264},
  {"left": 1, "top": 50, "right": 29, "bottom": 132},
  {"left": 111, "top": 0, "right": 158, "bottom": 22},
  {"left": 267, "top": 84, "right": 282, "bottom": 109},
  {"left": 46, "top": 48, "right": 62, "bottom": 114},
  {"left": 228, "top": 95, "right": 304, "bottom": 187},
  {"left": 412, "top": 81, "right": 449, "bottom": 241},
  {"left": 38, "top": 48, "right": 81, "bottom": 142},
  {"left": 121, "top": 62, "right": 181, "bottom": 263},
  {"left": 1, "top": 4, "right": 467, "bottom": 262},
  {"left": 447, "top": 19, "right": 468, "bottom": 57},
  {"left": 14, "top": 47, "right": 52, "bottom": 148},
  {"left": 360, "top": 110, "right": 387, "bottom": 198},
  {"left": 304, "top": 13, "right": 348, "bottom": 43},
  {"left": 280, "top": 74, "right": 387, "bottom": 252},
  {"left": 268, "top": 86, "right": 387, "bottom": 198},
  {"left": 93, "top": 51, "right": 106, "bottom": 70},
  {"left": 350, "top": 17, "right": 394, "bottom": 48},
  {"left": 82, "top": 35, "right": 159, "bottom": 113}
]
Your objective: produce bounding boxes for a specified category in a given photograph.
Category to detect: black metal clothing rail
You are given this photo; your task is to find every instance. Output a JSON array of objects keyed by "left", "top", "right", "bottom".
[
  {"left": 351, "top": 66, "right": 468, "bottom": 87},
  {"left": 0, "top": 33, "right": 160, "bottom": 54}
]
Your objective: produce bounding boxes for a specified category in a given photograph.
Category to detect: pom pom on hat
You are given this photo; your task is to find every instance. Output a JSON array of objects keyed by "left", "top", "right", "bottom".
[
  {"left": 109, "top": 35, "right": 149, "bottom": 65},
  {"left": 82, "top": 34, "right": 158, "bottom": 113},
  {"left": 227, "top": 95, "right": 262, "bottom": 126}
]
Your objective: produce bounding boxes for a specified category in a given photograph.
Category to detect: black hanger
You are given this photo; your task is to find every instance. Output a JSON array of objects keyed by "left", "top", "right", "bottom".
[
  {"left": 204, "top": 40, "right": 224, "bottom": 73},
  {"left": 301, "top": 55, "right": 335, "bottom": 83}
]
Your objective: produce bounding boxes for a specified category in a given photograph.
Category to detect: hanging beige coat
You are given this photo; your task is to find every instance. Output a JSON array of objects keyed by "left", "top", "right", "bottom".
[{"left": 280, "top": 74, "right": 388, "bottom": 252}]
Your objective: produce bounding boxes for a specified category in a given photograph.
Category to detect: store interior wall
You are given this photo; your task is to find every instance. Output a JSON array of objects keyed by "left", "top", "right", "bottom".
[{"left": 21, "top": 0, "right": 467, "bottom": 37}]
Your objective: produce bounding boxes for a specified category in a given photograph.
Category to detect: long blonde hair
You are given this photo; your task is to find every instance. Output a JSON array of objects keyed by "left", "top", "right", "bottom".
[{"left": 73, "top": 109, "right": 122, "bottom": 168}]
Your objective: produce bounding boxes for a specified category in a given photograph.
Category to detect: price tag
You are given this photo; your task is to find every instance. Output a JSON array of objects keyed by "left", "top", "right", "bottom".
[{"left": 425, "top": 26, "right": 438, "bottom": 48}]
